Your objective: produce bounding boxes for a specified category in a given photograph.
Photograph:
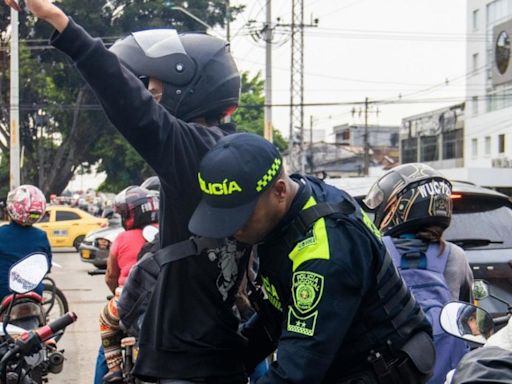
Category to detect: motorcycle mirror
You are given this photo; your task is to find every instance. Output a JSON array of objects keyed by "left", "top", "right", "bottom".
[
  {"left": 8, "top": 253, "right": 49, "bottom": 294},
  {"left": 440, "top": 301, "right": 495, "bottom": 345},
  {"left": 473, "top": 280, "right": 490, "bottom": 300},
  {"left": 142, "top": 225, "right": 158, "bottom": 243}
]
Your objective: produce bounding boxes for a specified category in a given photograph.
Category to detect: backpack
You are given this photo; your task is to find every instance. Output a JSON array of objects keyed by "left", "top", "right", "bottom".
[
  {"left": 118, "top": 237, "right": 222, "bottom": 337},
  {"left": 382, "top": 236, "right": 468, "bottom": 384}
]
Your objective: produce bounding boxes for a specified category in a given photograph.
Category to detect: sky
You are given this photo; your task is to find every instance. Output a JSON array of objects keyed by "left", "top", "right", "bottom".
[{"left": 218, "top": 0, "right": 468, "bottom": 142}]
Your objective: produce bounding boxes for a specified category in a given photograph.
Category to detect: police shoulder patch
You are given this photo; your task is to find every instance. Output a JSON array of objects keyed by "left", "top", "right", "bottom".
[
  {"left": 292, "top": 271, "right": 324, "bottom": 314},
  {"left": 287, "top": 306, "right": 318, "bottom": 336}
]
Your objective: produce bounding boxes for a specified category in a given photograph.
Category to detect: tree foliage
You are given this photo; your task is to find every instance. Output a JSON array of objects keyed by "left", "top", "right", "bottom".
[
  {"left": 0, "top": 0, "right": 244, "bottom": 196},
  {"left": 232, "top": 72, "right": 288, "bottom": 152}
]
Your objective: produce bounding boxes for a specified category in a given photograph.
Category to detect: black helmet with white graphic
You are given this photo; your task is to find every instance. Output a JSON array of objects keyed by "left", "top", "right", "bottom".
[{"left": 363, "top": 163, "right": 452, "bottom": 236}]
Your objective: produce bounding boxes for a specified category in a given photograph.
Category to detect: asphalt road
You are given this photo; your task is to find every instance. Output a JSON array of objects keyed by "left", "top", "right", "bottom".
[{"left": 49, "top": 249, "right": 110, "bottom": 384}]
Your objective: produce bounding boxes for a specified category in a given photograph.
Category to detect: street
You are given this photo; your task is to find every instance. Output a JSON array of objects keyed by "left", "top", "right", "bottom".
[{"left": 49, "top": 249, "right": 110, "bottom": 383}]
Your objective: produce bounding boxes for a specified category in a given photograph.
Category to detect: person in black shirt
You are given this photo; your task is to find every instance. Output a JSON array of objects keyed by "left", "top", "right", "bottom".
[
  {"left": 4, "top": 1, "right": 250, "bottom": 383},
  {"left": 189, "top": 133, "right": 436, "bottom": 384}
]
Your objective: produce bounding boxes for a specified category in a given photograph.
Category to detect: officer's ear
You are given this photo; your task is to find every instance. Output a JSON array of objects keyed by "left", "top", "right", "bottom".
[{"left": 269, "top": 178, "right": 288, "bottom": 203}]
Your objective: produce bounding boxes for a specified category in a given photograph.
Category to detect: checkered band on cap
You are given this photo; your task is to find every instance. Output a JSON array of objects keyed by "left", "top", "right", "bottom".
[{"left": 256, "top": 158, "right": 282, "bottom": 192}]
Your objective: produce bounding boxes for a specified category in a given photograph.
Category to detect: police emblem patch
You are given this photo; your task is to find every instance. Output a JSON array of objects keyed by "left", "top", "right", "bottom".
[{"left": 292, "top": 271, "right": 324, "bottom": 314}]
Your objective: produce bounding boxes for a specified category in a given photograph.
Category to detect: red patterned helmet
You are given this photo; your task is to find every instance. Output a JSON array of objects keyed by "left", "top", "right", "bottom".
[{"left": 6, "top": 185, "right": 47, "bottom": 226}]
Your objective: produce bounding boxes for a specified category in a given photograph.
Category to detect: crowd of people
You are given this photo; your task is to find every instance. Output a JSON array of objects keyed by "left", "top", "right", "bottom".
[{"left": 1, "top": 0, "right": 490, "bottom": 383}]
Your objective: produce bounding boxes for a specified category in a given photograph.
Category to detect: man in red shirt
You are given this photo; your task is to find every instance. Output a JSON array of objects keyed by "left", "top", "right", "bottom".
[{"left": 101, "top": 186, "right": 159, "bottom": 383}]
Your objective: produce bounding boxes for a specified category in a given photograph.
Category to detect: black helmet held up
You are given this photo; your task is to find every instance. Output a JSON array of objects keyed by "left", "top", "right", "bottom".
[
  {"left": 114, "top": 186, "right": 159, "bottom": 230},
  {"left": 109, "top": 29, "right": 240, "bottom": 122},
  {"left": 363, "top": 163, "right": 452, "bottom": 236}
]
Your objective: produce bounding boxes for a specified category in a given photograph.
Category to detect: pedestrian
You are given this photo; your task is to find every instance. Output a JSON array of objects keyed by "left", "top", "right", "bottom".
[
  {"left": 0, "top": 185, "right": 51, "bottom": 299},
  {"left": 364, "top": 163, "right": 474, "bottom": 384},
  {"left": 188, "top": 132, "right": 436, "bottom": 384},
  {"left": 4, "top": 1, "right": 251, "bottom": 383}
]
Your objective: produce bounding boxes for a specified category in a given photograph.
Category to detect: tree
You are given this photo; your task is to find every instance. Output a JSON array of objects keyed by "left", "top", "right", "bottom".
[
  {"left": 232, "top": 72, "right": 288, "bottom": 152},
  {"left": 0, "top": 0, "right": 244, "bottom": 196}
]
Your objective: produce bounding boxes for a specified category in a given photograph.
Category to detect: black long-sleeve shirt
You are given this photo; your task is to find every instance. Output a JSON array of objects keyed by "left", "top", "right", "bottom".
[{"left": 51, "top": 19, "right": 248, "bottom": 381}]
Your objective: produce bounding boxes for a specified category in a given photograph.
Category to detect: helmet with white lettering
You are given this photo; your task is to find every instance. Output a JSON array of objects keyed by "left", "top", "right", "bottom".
[
  {"left": 363, "top": 163, "right": 452, "bottom": 236},
  {"left": 109, "top": 29, "right": 240, "bottom": 122},
  {"left": 114, "top": 186, "right": 159, "bottom": 230}
]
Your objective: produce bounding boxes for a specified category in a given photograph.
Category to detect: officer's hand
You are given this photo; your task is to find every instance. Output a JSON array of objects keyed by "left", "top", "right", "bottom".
[{"left": 4, "top": 0, "right": 69, "bottom": 32}]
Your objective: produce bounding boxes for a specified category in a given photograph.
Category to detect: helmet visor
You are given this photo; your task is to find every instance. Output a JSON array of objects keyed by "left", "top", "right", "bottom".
[
  {"left": 132, "top": 29, "right": 186, "bottom": 58},
  {"left": 363, "top": 182, "right": 384, "bottom": 210}
]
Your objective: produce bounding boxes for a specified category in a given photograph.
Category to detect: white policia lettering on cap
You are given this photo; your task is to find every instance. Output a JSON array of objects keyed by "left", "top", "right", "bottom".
[{"left": 198, "top": 173, "right": 243, "bottom": 196}]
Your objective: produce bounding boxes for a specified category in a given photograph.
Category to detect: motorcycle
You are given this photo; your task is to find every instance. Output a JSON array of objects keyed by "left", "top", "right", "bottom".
[
  {"left": 0, "top": 313, "right": 77, "bottom": 384},
  {"left": 0, "top": 253, "right": 77, "bottom": 383}
]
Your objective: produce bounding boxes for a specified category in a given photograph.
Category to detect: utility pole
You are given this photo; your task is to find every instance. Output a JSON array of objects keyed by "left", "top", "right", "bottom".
[
  {"left": 363, "top": 97, "right": 369, "bottom": 176},
  {"left": 352, "top": 98, "right": 379, "bottom": 176},
  {"left": 10, "top": 8, "right": 20, "bottom": 190},
  {"left": 309, "top": 115, "right": 314, "bottom": 173},
  {"left": 226, "top": 0, "right": 231, "bottom": 43},
  {"left": 288, "top": 0, "right": 318, "bottom": 173},
  {"left": 263, "top": 0, "right": 272, "bottom": 142}
]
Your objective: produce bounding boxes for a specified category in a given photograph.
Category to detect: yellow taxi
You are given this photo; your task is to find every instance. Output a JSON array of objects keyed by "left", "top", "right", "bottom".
[{"left": 34, "top": 206, "right": 108, "bottom": 250}]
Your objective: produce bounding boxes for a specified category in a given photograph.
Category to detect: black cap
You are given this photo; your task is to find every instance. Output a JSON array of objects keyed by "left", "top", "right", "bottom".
[{"left": 189, "top": 133, "right": 283, "bottom": 238}]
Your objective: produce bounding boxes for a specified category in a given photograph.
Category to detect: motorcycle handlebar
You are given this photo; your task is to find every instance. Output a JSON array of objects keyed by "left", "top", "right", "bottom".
[{"left": 36, "top": 312, "right": 77, "bottom": 342}]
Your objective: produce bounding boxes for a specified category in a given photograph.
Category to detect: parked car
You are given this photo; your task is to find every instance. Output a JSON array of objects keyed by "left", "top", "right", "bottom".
[
  {"left": 34, "top": 205, "right": 108, "bottom": 250},
  {"left": 326, "top": 177, "right": 512, "bottom": 314},
  {"left": 79, "top": 223, "right": 124, "bottom": 269}
]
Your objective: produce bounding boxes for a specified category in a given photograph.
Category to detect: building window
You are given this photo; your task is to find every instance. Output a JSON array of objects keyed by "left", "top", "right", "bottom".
[
  {"left": 472, "top": 138, "right": 478, "bottom": 159},
  {"left": 473, "top": 9, "right": 479, "bottom": 30},
  {"left": 443, "top": 129, "right": 464, "bottom": 160},
  {"left": 401, "top": 137, "right": 418, "bottom": 163},
  {"left": 499, "top": 133, "right": 506, "bottom": 153},
  {"left": 472, "top": 53, "right": 479, "bottom": 73},
  {"left": 420, "top": 136, "right": 438, "bottom": 162},
  {"left": 485, "top": 136, "right": 491, "bottom": 155},
  {"left": 472, "top": 96, "right": 479, "bottom": 115}
]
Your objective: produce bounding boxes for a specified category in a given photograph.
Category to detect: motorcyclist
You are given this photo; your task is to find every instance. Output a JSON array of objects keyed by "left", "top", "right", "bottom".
[
  {"left": 188, "top": 133, "right": 435, "bottom": 384},
  {"left": 365, "top": 163, "right": 473, "bottom": 384},
  {"left": 100, "top": 186, "right": 158, "bottom": 383},
  {"left": 0, "top": 185, "right": 51, "bottom": 299}
]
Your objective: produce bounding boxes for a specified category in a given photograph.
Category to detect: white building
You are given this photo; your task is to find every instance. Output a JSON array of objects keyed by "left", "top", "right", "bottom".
[{"left": 465, "top": 0, "right": 512, "bottom": 193}]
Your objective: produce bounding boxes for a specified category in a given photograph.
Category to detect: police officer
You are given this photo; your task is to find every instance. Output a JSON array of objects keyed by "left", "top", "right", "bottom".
[
  {"left": 189, "top": 133, "right": 436, "bottom": 384},
  {"left": 4, "top": 1, "right": 251, "bottom": 383}
]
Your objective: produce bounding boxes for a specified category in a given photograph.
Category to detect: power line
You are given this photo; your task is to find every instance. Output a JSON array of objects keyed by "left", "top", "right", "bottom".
[
  {"left": 314, "top": 0, "right": 370, "bottom": 19},
  {"left": 8, "top": 93, "right": 512, "bottom": 112}
]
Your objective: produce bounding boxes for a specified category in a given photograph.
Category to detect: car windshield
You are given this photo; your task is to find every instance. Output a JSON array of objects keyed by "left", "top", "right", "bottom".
[{"left": 445, "top": 195, "right": 512, "bottom": 249}]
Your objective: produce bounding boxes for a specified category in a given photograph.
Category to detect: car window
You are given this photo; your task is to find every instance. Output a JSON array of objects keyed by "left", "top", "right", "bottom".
[
  {"left": 56, "top": 211, "right": 81, "bottom": 221},
  {"left": 39, "top": 211, "right": 50, "bottom": 223},
  {"left": 445, "top": 196, "right": 512, "bottom": 249}
]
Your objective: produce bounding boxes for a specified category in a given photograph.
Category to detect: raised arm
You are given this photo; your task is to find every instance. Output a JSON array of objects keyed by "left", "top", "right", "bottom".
[{"left": 5, "top": 0, "right": 229, "bottom": 177}]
